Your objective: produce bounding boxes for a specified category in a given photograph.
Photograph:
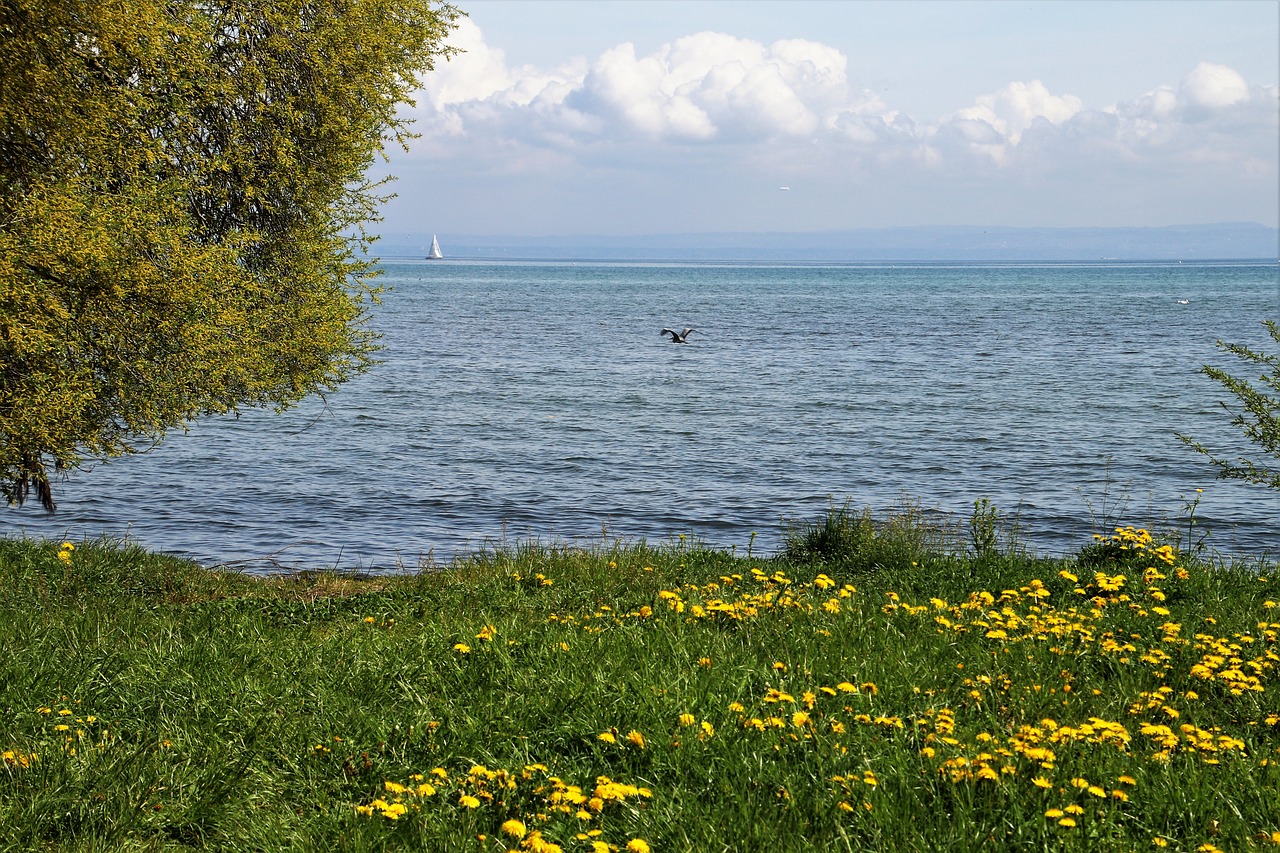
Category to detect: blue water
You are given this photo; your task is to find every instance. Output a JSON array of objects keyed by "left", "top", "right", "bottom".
[{"left": 4, "top": 261, "right": 1278, "bottom": 571}]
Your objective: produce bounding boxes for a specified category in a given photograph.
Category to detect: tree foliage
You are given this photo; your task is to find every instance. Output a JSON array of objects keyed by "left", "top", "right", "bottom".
[
  {"left": 0, "top": 0, "right": 460, "bottom": 509},
  {"left": 1179, "top": 320, "right": 1280, "bottom": 491}
]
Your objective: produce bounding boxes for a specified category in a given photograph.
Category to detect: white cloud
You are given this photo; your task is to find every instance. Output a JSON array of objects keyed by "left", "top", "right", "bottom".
[
  {"left": 1179, "top": 62, "right": 1251, "bottom": 115},
  {"left": 384, "top": 23, "right": 1277, "bottom": 232}
]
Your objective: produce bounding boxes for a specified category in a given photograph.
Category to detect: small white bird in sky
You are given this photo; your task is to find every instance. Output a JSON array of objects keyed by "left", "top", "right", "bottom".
[
  {"left": 779, "top": 186, "right": 790, "bottom": 191},
  {"left": 661, "top": 327, "right": 697, "bottom": 343}
]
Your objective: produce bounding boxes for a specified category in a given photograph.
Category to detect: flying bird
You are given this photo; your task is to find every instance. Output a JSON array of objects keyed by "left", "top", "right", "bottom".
[{"left": 661, "top": 327, "right": 696, "bottom": 343}]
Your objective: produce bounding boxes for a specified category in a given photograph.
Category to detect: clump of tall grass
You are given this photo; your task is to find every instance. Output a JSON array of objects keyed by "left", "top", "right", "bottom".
[{"left": 779, "top": 498, "right": 959, "bottom": 574}]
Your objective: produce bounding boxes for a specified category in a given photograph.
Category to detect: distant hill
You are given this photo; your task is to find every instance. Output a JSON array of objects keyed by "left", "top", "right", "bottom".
[{"left": 375, "top": 223, "right": 1279, "bottom": 262}]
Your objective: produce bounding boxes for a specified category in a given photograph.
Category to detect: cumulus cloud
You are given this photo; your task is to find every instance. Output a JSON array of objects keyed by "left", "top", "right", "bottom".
[
  {"left": 412, "top": 26, "right": 881, "bottom": 146},
  {"left": 386, "top": 22, "right": 1276, "bottom": 232}
]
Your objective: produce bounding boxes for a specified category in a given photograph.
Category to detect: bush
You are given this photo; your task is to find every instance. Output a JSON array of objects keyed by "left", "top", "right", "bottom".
[{"left": 780, "top": 499, "right": 954, "bottom": 574}]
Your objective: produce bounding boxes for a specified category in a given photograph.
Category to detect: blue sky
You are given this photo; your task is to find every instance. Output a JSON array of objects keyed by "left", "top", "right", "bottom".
[{"left": 373, "top": 0, "right": 1280, "bottom": 237}]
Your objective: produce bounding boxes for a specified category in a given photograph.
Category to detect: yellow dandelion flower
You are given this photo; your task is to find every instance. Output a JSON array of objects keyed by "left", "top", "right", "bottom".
[
  {"left": 1032, "top": 777, "right": 1052, "bottom": 789},
  {"left": 1153, "top": 838, "right": 1169, "bottom": 848},
  {"left": 592, "top": 843, "right": 610, "bottom": 853},
  {"left": 453, "top": 643, "right": 471, "bottom": 654},
  {"left": 1045, "top": 808, "right": 1065, "bottom": 819},
  {"left": 679, "top": 713, "right": 696, "bottom": 726},
  {"left": 838, "top": 800, "right": 855, "bottom": 812},
  {"left": 362, "top": 616, "right": 375, "bottom": 623},
  {"left": 626, "top": 841, "right": 651, "bottom": 853},
  {"left": 836, "top": 682, "right": 857, "bottom": 693},
  {"left": 1111, "top": 789, "right": 1128, "bottom": 801},
  {"left": 1057, "top": 817, "right": 1077, "bottom": 828},
  {"left": 1064, "top": 804, "right": 1085, "bottom": 815},
  {"left": 1197, "top": 845, "right": 1224, "bottom": 853},
  {"left": 475, "top": 624, "right": 496, "bottom": 641},
  {"left": 626, "top": 730, "right": 646, "bottom": 748},
  {"left": 698, "top": 657, "right": 712, "bottom": 667},
  {"left": 773, "top": 661, "right": 787, "bottom": 671},
  {"left": 597, "top": 732, "right": 616, "bottom": 745},
  {"left": 458, "top": 794, "right": 480, "bottom": 809},
  {"left": 1118, "top": 775, "right": 1137, "bottom": 785},
  {"left": 501, "top": 819, "right": 527, "bottom": 839},
  {"left": 792, "top": 711, "right": 811, "bottom": 728},
  {"left": 701, "top": 721, "right": 715, "bottom": 738}
]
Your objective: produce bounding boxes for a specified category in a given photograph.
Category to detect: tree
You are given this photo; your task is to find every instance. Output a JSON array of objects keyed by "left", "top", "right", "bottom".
[
  {"left": 1179, "top": 320, "right": 1280, "bottom": 491},
  {"left": 0, "top": 0, "right": 460, "bottom": 509}
]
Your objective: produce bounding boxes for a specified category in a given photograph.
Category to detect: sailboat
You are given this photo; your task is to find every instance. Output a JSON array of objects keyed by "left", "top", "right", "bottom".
[{"left": 426, "top": 234, "right": 443, "bottom": 260}]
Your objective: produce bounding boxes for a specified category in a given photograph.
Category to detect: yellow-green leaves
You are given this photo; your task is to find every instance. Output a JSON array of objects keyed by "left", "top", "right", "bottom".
[{"left": 0, "top": 0, "right": 461, "bottom": 508}]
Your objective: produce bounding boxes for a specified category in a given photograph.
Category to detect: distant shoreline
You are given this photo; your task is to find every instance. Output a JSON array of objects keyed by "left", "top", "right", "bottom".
[{"left": 373, "top": 223, "right": 1280, "bottom": 263}]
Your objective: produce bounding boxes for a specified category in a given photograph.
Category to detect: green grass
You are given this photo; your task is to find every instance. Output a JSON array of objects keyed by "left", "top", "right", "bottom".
[{"left": 1, "top": 515, "right": 1278, "bottom": 852}]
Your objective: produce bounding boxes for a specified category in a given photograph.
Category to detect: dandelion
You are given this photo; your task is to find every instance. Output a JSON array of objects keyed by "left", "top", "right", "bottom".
[
  {"left": 1118, "top": 775, "right": 1137, "bottom": 786},
  {"left": 597, "top": 732, "right": 616, "bottom": 745},
  {"left": 626, "top": 730, "right": 646, "bottom": 748},
  {"left": 1045, "top": 808, "right": 1065, "bottom": 819},
  {"left": 698, "top": 657, "right": 712, "bottom": 667},
  {"left": 501, "top": 819, "right": 527, "bottom": 839},
  {"left": 1153, "top": 838, "right": 1169, "bottom": 848},
  {"left": 679, "top": 713, "right": 696, "bottom": 727},
  {"left": 458, "top": 794, "right": 480, "bottom": 809},
  {"left": 1057, "top": 817, "right": 1077, "bottom": 828},
  {"left": 453, "top": 643, "right": 471, "bottom": 654},
  {"left": 792, "top": 711, "right": 811, "bottom": 728},
  {"left": 700, "top": 721, "right": 715, "bottom": 738},
  {"left": 626, "top": 841, "right": 651, "bottom": 853},
  {"left": 475, "top": 625, "right": 497, "bottom": 641},
  {"left": 1032, "top": 777, "right": 1052, "bottom": 789},
  {"left": 773, "top": 661, "right": 787, "bottom": 672}
]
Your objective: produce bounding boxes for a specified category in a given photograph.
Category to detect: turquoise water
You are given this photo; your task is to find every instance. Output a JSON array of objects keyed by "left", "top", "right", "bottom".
[{"left": 5, "top": 260, "right": 1278, "bottom": 570}]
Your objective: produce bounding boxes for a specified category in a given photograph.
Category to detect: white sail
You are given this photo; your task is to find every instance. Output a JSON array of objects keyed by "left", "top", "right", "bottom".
[{"left": 427, "top": 234, "right": 443, "bottom": 259}]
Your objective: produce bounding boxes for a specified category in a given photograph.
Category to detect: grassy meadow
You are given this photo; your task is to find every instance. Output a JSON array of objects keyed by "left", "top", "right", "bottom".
[{"left": 1, "top": 504, "right": 1278, "bottom": 851}]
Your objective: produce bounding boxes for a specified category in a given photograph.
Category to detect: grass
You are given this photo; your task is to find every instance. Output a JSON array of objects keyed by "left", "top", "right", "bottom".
[{"left": 1, "top": 509, "right": 1278, "bottom": 851}]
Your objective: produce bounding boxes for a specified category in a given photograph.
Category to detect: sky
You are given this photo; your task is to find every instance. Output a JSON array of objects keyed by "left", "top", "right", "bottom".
[{"left": 372, "top": 0, "right": 1280, "bottom": 237}]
